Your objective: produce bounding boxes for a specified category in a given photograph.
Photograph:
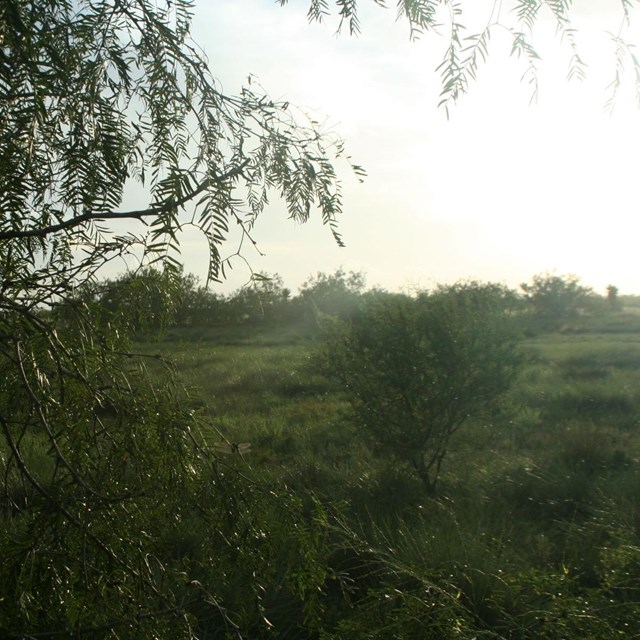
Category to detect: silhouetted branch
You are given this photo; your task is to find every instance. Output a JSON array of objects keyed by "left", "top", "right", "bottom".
[{"left": 0, "top": 160, "right": 250, "bottom": 242}]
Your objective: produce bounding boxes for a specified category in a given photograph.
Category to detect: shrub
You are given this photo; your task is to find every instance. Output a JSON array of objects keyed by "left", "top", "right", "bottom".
[
  {"left": 319, "top": 283, "right": 523, "bottom": 493},
  {"left": 520, "top": 273, "right": 593, "bottom": 331}
]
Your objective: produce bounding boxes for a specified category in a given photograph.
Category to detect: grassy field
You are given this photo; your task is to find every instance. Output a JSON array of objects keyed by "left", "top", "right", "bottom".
[{"left": 127, "top": 308, "right": 640, "bottom": 637}]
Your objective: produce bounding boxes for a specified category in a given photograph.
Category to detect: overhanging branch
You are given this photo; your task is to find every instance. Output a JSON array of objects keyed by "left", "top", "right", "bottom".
[{"left": 0, "top": 160, "right": 250, "bottom": 242}]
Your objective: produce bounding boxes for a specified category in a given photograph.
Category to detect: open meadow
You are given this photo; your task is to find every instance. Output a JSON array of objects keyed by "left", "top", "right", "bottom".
[
  {"left": 6, "top": 3, "right": 640, "bottom": 636},
  {"left": 127, "top": 298, "right": 640, "bottom": 638},
  {"left": 4, "top": 273, "right": 640, "bottom": 638}
]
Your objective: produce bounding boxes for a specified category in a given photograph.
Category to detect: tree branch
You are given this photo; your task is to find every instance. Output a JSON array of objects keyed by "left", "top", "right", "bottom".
[{"left": 0, "top": 160, "right": 250, "bottom": 241}]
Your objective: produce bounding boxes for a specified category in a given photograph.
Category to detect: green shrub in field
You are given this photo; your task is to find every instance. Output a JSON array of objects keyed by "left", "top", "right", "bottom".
[
  {"left": 298, "top": 269, "right": 366, "bottom": 322},
  {"left": 520, "top": 273, "right": 593, "bottom": 332},
  {"left": 318, "top": 283, "right": 523, "bottom": 493}
]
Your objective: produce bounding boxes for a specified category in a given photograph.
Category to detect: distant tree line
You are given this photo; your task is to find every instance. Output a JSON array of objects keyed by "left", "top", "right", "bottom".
[
  {"left": 55, "top": 267, "right": 368, "bottom": 335},
  {"left": 55, "top": 269, "right": 631, "bottom": 337}
]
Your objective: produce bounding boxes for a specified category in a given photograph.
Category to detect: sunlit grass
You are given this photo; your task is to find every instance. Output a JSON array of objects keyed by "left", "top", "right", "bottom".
[{"left": 129, "top": 313, "right": 640, "bottom": 638}]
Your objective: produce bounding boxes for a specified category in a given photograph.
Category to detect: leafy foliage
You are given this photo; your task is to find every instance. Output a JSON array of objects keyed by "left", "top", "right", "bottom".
[
  {"left": 319, "top": 283, "right": 523, "bottom": 492},
  {"left": 0, "top": 0, "right": 358, "bottom": 285},
  {"left": 0, "top": 0, "right": 355, "bottom": 635},
  {"left": 607, "top": 284, "right": 620, "bottom": 310},
  {"left": 298, "top": 268, "right": 367, "bottom": 323},
  {"left": 225, "top": 273, "right": 294, "bottom": 325},
  {"left": 0, "top": 304, "right": 201, "bottom": 635},
  {"left": 521, "top": 273, "right": 593, "bottom": 329},
  {"left": 293, "top": 0, "right": 640, "bottom": 113}
]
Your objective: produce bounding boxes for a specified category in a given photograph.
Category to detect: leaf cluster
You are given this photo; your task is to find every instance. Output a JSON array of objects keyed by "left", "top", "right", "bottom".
[
  {"left": 520, "top": 272, "right": 594, "bottom": 328},
  {"left": 0, "top": 2, "right": 357, "bottom": 635},
  {"left": 0, "top": 0, "right": 354, "bottom": 302},
  {"left": 291, "top": 0, "right": 640, "bottom": 114},
  {"left": 319, "top": 283, "right": 523, "bottom": 491}
]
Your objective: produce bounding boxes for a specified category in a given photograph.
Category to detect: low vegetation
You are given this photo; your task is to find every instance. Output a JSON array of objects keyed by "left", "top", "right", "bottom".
[
  {"left": 6, "top": 269, "right": 637, "bottom": 638},
  {"left": 318, "top": 282, "right": 523, "bottom": 493}
]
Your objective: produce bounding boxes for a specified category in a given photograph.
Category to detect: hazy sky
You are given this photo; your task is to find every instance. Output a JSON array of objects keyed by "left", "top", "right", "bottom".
[{"left": 177, "top": 1, "right": 640, "bottom": 295}]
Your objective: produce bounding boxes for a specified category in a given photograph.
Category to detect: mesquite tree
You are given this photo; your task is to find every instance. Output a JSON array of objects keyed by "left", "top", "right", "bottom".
[
  {"left": 320, "top": 284, "right": 523, "bottom": 493},
  {"left": 0, "top": 0, "right": 357, "bottom": 636}
]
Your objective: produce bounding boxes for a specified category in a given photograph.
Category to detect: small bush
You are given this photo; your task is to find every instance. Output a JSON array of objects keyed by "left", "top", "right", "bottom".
[{"left": 318, "top": 283, "right": 523, "bottom": 493}]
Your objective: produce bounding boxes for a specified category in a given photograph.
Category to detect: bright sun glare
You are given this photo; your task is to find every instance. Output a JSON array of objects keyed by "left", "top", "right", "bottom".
[{"left": 177, "top": 1, "right": 640, "bottom": 296}]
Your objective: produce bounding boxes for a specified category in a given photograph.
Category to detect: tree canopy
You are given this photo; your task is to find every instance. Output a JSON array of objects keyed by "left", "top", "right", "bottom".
[
  {"left": 318, "top": 283, "right": 523, "bottom": 492},
  {"left": 0, "top": 0, "right": 362, "bottom": 297},
  {"left": 0, "top": 1, "right": 357, "bottom": 635},
  {"left": 521, "top": 273, "right": 594, "bottom": 329},
  {"left": 294, "top": 0, "right": 640, "bottom": 113}
]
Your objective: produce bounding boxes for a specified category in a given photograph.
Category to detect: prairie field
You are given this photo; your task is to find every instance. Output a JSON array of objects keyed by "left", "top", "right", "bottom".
[
  {"left": 128, "top": 305, "right": 640, "bottom": 638},
  {"left": 4, "top": 277, "right": 640, "bottom": 638}
]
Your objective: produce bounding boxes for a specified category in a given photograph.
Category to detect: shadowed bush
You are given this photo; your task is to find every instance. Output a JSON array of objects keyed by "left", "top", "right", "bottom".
[{"left": 318, "top": 283, "right": 524, "bottom": 493}]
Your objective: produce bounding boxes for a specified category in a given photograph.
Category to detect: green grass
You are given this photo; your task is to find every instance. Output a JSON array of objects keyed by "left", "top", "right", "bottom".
[{"left": 128, "top": 314, "right": 640, "bottom": 638}]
